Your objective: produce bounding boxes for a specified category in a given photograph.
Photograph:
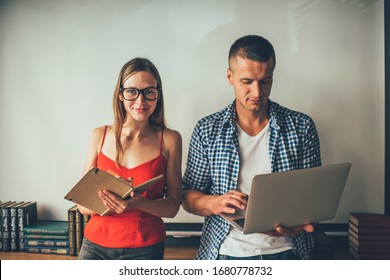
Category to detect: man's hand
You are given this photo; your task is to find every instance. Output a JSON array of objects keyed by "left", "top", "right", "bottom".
[
  {"left": 264, "top": 224, "right": 315, "bottom": 237},
  {"left": 207, "top": 190, "right": 248, "bottom": 215}
]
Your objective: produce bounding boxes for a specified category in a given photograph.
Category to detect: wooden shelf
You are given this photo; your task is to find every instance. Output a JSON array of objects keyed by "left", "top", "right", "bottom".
[{"left": 0, "top": 247, "right": 197, "bottom": 260}]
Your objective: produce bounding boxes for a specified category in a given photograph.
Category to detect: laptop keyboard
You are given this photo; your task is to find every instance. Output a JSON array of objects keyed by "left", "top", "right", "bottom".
[{"left": 234, "top": 218, "right": 245, "bottom": 228}]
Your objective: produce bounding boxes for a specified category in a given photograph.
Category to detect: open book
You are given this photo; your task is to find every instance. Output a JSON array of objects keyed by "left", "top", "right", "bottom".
[{"left": 64, "top": 167, "right": 163, "bottom": 216}]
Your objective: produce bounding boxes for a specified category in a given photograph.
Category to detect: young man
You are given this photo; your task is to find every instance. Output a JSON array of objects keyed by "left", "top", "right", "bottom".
[{"left": 182, "top": 35, "right": 321, "bottom": 260}]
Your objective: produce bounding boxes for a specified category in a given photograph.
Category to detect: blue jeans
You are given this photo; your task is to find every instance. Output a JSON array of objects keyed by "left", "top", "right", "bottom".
[
  {"left": 217, "top": 250, "right": 301, "bottom": 260},
  {"left": 79, "top": 238, "right": 165, "bottom": 260}
]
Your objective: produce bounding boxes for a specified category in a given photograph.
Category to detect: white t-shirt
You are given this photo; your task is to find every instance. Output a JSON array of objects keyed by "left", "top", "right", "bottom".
[{"left": 219, "top": 122, "right": 293, "bottom": 257}]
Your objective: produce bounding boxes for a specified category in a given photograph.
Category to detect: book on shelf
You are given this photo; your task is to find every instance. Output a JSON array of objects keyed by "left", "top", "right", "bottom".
[
  {"left": 350, "top": 213, "right": 390, "bottom": 228},
  {"left": 25, "top": 246, "right": 70, "bottom": 255},
  {"left": 75, "top": 208, "right": 83, "bottom": 254},
  {"left": 64, "top": 167, "right": 163, "bottom": 216},
  {"left": 67, "top": 205, "right": 90, "bottom": 256},
  {"left": 349, "top": 242, "right": 390, "bottom": 254},
  {"left": 349, "top": 223, "right": 390, "bottom": 235},
  {"left": 0, "top": 201, "right": 15, "bottom": 251},
  {"left": 349, "top": 234, "right": 390, "bottom": 248},
  {"left": 348, "top": 227, "right": 390, "bottom": 241},
  {"left": 24, "top": 220, "right": 68, "bottom": 235},
  {"left": 2, "top": 201, "right": 25, "bottom": 252},
  {"left": 25, "top": 239, "right": 69, "bottom": 247},
  {"left": 349, "top": 247, "right": 390, "bottom": 260},
  {"left": 68, "top": 205, "right": 78, "bottom": 256},
  {"left": 17, "top": 201, "right": 38, "bottom": 251},
  {"left": 10, "top": 201, "right": 29, "bottom": 251},
  {"left": 24, "top": 233, "right": 69, "bottom": 240}
]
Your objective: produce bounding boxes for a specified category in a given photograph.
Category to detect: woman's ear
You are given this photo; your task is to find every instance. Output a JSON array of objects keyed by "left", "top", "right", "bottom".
[{"left": 119, "top": 93, "right": 123, "bottom": 101}]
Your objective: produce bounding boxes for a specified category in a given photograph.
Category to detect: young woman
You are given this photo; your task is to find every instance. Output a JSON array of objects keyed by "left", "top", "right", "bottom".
[{"left": 78, "top": 58, "right": 182, "bottom": 260}]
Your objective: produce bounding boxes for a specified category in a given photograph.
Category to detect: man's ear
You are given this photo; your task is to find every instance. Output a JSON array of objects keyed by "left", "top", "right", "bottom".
[{"left": 227, "top": 68, "right": 233, "bottom": 85}]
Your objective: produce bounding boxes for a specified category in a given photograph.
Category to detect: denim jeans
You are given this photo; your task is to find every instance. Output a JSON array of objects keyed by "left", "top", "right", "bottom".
[
  {"left": 79, "top": 238, "right": 165, "bottom": 260},
  {"left": 217, "top": 250, "right": 301, "bottom": 260}
]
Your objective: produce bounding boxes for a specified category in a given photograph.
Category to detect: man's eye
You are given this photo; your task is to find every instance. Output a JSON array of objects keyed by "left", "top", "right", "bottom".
[{"left": 241, "top": 80, "right": 252, "bottom": 84}]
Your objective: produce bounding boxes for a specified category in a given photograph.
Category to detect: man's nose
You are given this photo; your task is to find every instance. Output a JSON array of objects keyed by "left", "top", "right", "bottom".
[{"left": 251, "top": 82, "right": 262, "bottom": 97}]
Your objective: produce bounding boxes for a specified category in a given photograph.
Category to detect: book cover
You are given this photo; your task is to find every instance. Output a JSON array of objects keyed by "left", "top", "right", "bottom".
[
  {"left": 349, "top": 247, "right": 390, "bottom": 260},
  {"left": 64, "top": 167, "right": 163, "bottom": 216},
  {"left": 2, "top": 201, "right": 23, "bottom": 252},
  {"left": 25, "top": 246, "right": 70, "bottom": 255},
  {"left": 349, "top": 242, "right": 390, "bottom": 254},
  {"left": 349, "top": 223, "right": 390, "bottom": 235},
  {"left": 24, "top": 233, "right": 69, "bottom": 240},
  {"left": 25, "top": 239, "right": 69, "bottom": 247},
  {"left": 10, "top": 201, "right": 26, "bottom": 251},
  {"left": 349, "top": 234, "right": 390, "bottom": 248},
  {"left": 17, "top": 201, "right": 37, "bottom": 251},
  {"left": 75, "top": 208, "right": 83, "bottom": 254},
  {"left": 0, "top": 201, "right": 14, "bottom": 251},
  {"left": 348, "top": 227, "right": 390, "bottom": 241},
  {"left": 67, "top": 205, "right": 77, "bottom": 256},
  {"left": 350, "top": 213, "right": 390, "bottom": 228},
  {"left": 24, "top": 220, "right": 69, "bottom": 235}
]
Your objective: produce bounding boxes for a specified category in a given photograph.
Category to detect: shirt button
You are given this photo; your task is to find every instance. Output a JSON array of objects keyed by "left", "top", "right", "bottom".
[{"left": 231, "top": 178, "right": 238, "bottom": 182}]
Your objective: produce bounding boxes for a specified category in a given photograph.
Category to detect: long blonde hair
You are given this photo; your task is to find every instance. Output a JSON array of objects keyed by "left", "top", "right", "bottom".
[{"left": 112, "top": 58, "right": 166, "bottom": 164}]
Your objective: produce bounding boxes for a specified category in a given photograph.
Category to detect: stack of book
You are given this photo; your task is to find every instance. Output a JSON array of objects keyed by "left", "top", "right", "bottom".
[
  {"left": 348, "top": 213, "right": 390, "bottom": 260},
  {"left": 23, "top": 220, "right": 70, "bottom": 255},
  {"left": 0, "top": 201, "right": 37, "bottom": 252},
  {"left": 68, "top": 205, "right": 90, "bottom": 256}
]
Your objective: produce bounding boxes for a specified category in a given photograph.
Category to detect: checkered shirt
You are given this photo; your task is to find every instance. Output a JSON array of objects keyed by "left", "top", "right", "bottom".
[{"left": 182, "top": 100, "right": 321, "bottom": 260}]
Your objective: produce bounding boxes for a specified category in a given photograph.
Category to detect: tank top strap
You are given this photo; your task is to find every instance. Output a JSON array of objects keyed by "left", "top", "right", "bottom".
[
  {"left": 100, "top": 126, "right": 108, "bottom": 153},
  {"left": 159, "top": 129, "right": 164, "bottom": 155}
]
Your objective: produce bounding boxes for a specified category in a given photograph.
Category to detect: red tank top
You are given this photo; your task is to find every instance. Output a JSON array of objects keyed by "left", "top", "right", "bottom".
[{"left": 84, "top": 126, "right": 167, "bottom": 248}]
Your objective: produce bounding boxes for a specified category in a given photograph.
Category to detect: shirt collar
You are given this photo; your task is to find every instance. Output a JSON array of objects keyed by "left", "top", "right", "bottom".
[{"left": 223, "top": 99, "right": 280, "bottom": 130}]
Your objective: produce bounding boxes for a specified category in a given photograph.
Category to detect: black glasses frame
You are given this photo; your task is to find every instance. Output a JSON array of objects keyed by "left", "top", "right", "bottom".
[{"left": 120, "top": 86, "right": 161, "bottom": 101}]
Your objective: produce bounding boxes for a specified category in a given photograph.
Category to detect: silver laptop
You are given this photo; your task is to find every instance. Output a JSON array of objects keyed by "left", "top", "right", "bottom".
[{"left": 221, "top": 163, "right": 351, "bottom": 234}]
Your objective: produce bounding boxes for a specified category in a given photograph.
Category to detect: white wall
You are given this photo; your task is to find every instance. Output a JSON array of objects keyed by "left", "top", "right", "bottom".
[{"left": 0, "top": 0, "right": 384, "bottom": 224}]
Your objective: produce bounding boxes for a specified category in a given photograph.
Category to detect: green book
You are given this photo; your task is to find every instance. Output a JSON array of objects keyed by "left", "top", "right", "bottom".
[{"left": 23, "top": 220, "right": 69, "bottom": 235}]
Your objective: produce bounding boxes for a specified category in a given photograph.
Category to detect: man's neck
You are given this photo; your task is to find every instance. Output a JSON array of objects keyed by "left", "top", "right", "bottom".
[{"left": 236, "top": 107, "right": 269, "bottom": 136}]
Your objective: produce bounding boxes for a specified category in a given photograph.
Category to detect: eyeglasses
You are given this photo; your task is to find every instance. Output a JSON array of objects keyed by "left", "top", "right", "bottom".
[{"left": 120, "top": 86, "right": 160, "bottom": 101}]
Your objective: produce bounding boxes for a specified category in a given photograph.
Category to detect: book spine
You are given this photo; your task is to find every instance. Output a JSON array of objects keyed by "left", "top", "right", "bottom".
[
  {"left": 25, "top": 246, "right": 70, "bottom": 255},
  {"left": 18, "top": 203, "right": 38, "bottom": 252},
  {"left": 17, "top": 207, "right": 25, "bottom": 251},
  {"left": 23, "top": 228, "right": 68, "bottom": 235},
  {"left": 25, "top": 239, "right": 69, "bottom": 247},
  {"left": 75, "top": 209, "right": 83, "bottom": 254},
  {"left": 24, "top": 234, "right": 69, "bottom": 240},
  {"left": 10, "top": 206, "right": 19, "bottom": 252},
  {"left": 68, "top": 208, "right": 77, "bottom": 256},
  {"left": 1, "top": 207, "right": 11, "bottom": 252}
]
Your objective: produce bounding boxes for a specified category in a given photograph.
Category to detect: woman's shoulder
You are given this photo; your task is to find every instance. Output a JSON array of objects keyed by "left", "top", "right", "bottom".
[
  {"left": 163, "top": 128, "right": 182, "bottom": 143},
  {"left": 90, "top": 124, "right": 114, "bottom": 141}
]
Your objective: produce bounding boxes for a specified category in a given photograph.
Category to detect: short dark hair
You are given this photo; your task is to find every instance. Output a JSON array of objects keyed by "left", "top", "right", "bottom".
[{"left": 228, "top": 35, "right": 276, "bottom": 68}]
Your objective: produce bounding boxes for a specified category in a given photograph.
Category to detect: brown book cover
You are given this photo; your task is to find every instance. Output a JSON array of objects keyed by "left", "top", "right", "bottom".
[
  {"left": 349, "top": 223, "right": 390, "bottom": 235},
  {"left": 349, "top": 247, "right": 390, "bottom": 260},
  {"left": 350, "top": 242, "right": 390, "bottom": 254},
  {"left": 348, "top": 227, "right": 390, "bottom": 241},
  {"left": 349, "top": 234, "right": 390, "bottom": 248},
  {"left": 350, "top": 213, "right": 390, "bottom": 228},
  {"left": 64, "top": 167, "right": 163, "bottom": 216}
]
